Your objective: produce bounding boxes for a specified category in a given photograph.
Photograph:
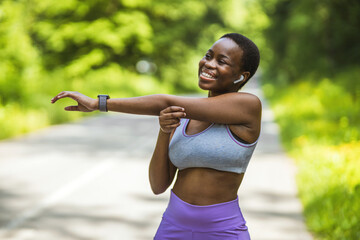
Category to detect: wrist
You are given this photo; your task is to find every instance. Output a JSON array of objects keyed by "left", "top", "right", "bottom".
[
  {"left": 97, "top": 94, "right": 110, "bottom": 112},
  {"left": 160, "top": 127, "right": 171, "bottom": 134},
  {"left": 92, "top": 98, "right": 99, "bottom": 111}
]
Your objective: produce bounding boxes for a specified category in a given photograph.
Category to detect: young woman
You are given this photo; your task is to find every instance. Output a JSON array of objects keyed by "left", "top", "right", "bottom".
[{"left": 51, "top": 33, "right": 261, "bottom": 240}]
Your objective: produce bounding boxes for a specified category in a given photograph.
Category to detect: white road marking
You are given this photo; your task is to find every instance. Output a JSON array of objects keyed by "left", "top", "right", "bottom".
[{"left": 5, "top": 159, "right": 115, "bottom": 230}]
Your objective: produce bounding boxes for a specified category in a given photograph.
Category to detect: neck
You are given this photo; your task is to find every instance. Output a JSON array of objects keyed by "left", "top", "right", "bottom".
[{"left": 208, "top": 89, "right": 238, "bottom": 98}]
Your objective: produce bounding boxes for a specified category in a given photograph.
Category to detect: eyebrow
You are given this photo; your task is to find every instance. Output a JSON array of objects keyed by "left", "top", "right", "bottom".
[{"left": 208, "top": 49, "right": 231, "bottom": 61}]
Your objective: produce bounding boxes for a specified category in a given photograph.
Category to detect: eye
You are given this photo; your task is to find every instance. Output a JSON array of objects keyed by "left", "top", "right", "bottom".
[
  {"left": 205, "top": 53, "right": 211, "bottom": 59},
  {"left": 218, "top": 59, "right": 227, "bottom": 65}
]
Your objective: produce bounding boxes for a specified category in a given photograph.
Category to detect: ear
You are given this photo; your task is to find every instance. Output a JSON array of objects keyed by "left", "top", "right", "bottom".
[
  {"left": 234, "top": 71, "right": 251, "bottom": 90},
  {"left": 241, "top": 71, "right": 250, "bottom": 82}
]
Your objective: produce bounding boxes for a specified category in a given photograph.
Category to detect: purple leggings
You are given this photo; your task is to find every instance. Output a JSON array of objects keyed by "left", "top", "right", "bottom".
[{"left": 154, "top": 191, "right": 250, "bottom": 240}]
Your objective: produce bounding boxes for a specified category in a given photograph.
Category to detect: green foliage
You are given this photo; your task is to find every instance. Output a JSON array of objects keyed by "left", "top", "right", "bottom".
[
  {"left": 0, "top": 1, "right": 41, "bottom": 104},
  {"left": 261, "top": 0, "right": 360, "bottom": 238},
  {"left": 264, "top": 77, "right": 360, "bottom": 240},
  {"left": 28, "top": 0, "right": 244, "bottom": 94},
  {"left": 296, "top": 143, "right": 360, "bottom": 240},
  {"left": 0, "top": 0, "right": 267, "bottom": 139},
  {"left": 261, "top": 0, "right": 360, "bottom": 85},
  {"left": 264, "top": 77, "right": 360, "bottom": 147}
]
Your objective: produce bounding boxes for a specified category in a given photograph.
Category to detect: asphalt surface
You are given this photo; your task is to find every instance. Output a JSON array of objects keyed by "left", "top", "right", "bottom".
[{"left": 0, "top": 81, "right": 313, "bottom": 240}]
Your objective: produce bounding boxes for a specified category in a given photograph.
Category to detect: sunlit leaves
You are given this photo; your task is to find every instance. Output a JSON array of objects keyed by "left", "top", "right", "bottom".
[
  {"left": 267, "top": 78, "right": 360, "bottom": 240},
  {"left": 261, "top": 0, "right": 360, "bottom": 83},
  {"left": 1, "top": 0, "right": 256, "bottom": 139}
]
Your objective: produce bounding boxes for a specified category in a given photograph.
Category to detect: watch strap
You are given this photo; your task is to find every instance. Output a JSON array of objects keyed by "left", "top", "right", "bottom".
[{"left": 97, "top": 94, "right": 110, "bottom": 112}]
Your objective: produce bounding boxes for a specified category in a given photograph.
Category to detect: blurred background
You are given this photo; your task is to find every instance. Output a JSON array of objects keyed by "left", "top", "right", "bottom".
[{"left": 0, "top": 0, "right": 359, "bottom": 239}]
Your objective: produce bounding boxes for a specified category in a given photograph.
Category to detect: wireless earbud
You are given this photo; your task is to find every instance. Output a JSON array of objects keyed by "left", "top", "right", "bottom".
[{"left": 233, "top": 75, "right": 244, "bottom": 84}]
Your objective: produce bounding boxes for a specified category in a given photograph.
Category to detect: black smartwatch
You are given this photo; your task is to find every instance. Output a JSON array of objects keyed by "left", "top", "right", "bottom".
[{"left": 97, "top": 94, "right": 110, "bottom": 112}]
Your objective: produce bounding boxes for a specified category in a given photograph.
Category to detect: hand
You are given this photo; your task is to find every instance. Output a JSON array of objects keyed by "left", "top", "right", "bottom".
[
  {"left": 51, "top": 91, "right": 98, "bottom": 112},
  {"left": 159, "top": 106, "right": 186, "bottom": 134}
]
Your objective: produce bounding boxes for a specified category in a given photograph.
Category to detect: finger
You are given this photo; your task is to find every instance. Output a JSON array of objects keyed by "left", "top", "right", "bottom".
[
  {"left": 160, "top": 118, "right": 180, "bottom": 126},
  {"left": 169, "top": 106, "right": 185, "bottom": 112},
  {"left": 159, "top": 114, "right": 182, "bottom": 122},
  {"left": 163, "top": 111, "right": 186, "bottom": 119},
  {"left": 51, "top": 91, "right": 78, "bottom": 103},
  {"left": 51, "top": 91, "right": 70, "bottom": 103},
  {"left": 161, "top": 106, "right": 185, "bottom": 114},
  {"left": 51, "top": 92, "right": 64, "bottom": 103},
  {"left": 64, "top": 105, "right": 79, "bottom": 111}
]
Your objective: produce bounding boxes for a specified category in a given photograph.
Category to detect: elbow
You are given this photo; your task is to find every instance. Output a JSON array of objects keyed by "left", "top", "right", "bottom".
[
  {"left": 150, "top": 185, "right": 167, "bottom": 195},
  {"left": 152, "top": 189, "right": 165, "bottom": 195},
  {"left": 148, "top": 164, "right": 174, "bottom": 195},
  {"left": 155, "top": 94, "right": 172, "bottom": 115},
  {"left": 149, "top": 176, "right": 169, "bottom": 195}
]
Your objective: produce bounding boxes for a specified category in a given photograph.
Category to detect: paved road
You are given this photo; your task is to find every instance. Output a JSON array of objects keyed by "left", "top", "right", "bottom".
[{"left": 0, "top": 81, "right": 313, "bottom": 240}]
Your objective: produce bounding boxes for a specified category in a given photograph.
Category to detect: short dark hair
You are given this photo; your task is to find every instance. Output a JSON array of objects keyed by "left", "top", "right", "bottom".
[{"left": 220, "top": 33, "right": 260, "bottom": 85}]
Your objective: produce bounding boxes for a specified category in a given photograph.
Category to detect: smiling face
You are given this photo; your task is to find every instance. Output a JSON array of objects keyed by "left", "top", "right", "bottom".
[{"left": 198, "top": 38, "right": 245, "bottom": 96}]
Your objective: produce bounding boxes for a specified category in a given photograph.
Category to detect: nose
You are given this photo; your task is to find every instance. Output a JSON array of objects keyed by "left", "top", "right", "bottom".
[{"left": 204, "top": 58, "right": 216, "bottom": 69}]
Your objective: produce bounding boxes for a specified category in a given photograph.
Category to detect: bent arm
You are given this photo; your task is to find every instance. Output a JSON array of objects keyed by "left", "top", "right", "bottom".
[
  {"left": 149, "top": 130, "right": 177, "bottom": 194},
  {"left": 148, "top": 106, "right": 183, "bottom": 195}
]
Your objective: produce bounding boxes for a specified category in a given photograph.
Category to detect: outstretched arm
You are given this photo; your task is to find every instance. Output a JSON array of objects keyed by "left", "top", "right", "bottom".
[{"left": 51, "top": 91, "right": 261, "bottom": 127}]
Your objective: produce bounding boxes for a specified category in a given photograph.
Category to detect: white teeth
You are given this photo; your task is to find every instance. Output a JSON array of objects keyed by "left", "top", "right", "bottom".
[{"left": 201, "top": 72, "right": 216, "bottom": 79}]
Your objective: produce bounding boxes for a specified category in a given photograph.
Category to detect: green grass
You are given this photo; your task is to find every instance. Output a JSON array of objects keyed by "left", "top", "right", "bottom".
[{"left": 263, "top": 77, "right": 360, "bottom": 240}]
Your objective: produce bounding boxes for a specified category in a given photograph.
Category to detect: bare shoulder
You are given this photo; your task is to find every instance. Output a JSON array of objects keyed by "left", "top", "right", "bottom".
[
  {"left": 227, "top": 92, "right": 262, "bottom": 142},
  {"left": 237, "top": 92, "right": 261, "bottom": 102},
  {"left": 232, "top": 92, "right": 262, "bottom": 113},
  {"left": 218, "top": 92, "right": 262, "bottom": 123}
]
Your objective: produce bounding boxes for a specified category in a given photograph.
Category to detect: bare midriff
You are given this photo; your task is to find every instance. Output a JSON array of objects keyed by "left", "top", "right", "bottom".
[{"left": 172, "top": 167, "right": 244, "bottom": 206}]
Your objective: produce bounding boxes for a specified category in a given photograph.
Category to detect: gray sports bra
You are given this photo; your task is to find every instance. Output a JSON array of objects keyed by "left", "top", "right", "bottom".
[{"left": 169, "top": 118, "right": 257, "bottom": 174}]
